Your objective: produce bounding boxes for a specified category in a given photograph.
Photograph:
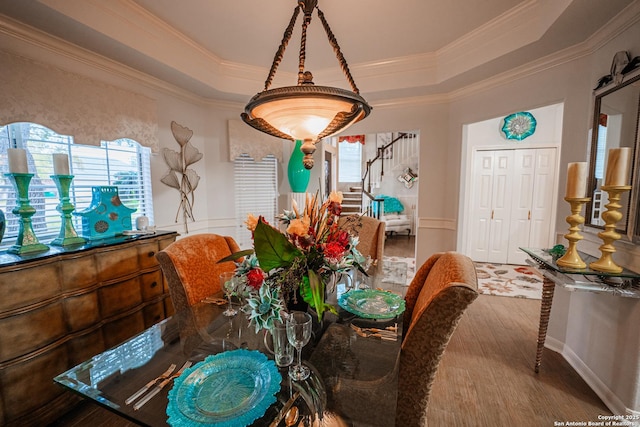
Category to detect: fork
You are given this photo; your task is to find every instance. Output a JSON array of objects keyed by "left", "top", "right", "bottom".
[
  {"left": 133, "top": 361, "right": 192, "bottom": 410},
  {"left": 350, "top": 324, "right": 397, "bottom": 341},
  {"left": 125, "top": 363, "right": 176, "bottom": 405}
]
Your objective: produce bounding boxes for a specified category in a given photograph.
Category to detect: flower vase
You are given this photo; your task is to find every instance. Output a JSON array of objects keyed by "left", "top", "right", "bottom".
[{"left": 288, "top": 140, "right": 310, "bottom": 192}]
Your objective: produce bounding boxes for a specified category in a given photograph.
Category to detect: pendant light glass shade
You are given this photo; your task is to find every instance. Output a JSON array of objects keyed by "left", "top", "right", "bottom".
[{"left": 241, "top": 0, "right": 371, "bottom": 169}]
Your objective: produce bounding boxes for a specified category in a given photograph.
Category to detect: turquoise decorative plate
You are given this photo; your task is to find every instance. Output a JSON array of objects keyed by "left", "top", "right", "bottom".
[
  {"left": 501, "top": 112, "right": 537, "bottom": 141},
  {"left": 338, "top": 289, "right": 406, "bottom": 319},
  {"left": 166, "top": 349, "right": 281, "bottom": 427}
]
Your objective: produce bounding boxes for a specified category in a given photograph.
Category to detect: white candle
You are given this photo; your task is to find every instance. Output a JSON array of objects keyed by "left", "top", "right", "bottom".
[
  {"left": 53, "top": 153, "right": 70, "bottom": 175},
  {"left": 565, "top": 162, "right": 588, "bottom": 198},
  {"left": 7, "top": 148, "right": 28, "bottom": 173},
  {"left": 604, "top": 147, "right": 632, "bottom": 186}
]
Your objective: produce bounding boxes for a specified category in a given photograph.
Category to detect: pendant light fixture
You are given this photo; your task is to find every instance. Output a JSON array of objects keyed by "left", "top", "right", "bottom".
[{"left": 241, "top": 0, "right": 371, "bottom": 169}]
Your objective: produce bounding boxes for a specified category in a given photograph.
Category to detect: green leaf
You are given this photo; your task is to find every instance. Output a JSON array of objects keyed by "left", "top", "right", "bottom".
[
  {"left": 217, "top": 249, "right": 254, "bottom": 263},
  {"left": 254, "top": 219, "right": 302, "bottom": 272},
  {"left": 305, "top": 270, "right": 337, "bottom": 321}
]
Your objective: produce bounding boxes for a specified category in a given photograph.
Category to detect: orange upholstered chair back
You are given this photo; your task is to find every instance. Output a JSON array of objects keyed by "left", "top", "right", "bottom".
[
  {"left": 338, "top": 215, "right": 385, "bottom": 273},
  {"left": 156, "top": 234, "right": 240, "bottom": 312},
  {"left": 396, "top": 252, "right": 478, "bottom": 427}
]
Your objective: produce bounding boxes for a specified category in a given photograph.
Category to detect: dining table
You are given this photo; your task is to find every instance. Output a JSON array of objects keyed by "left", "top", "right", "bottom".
[{"left": 54, "top": 273, "right": 407, "bottom": 427}]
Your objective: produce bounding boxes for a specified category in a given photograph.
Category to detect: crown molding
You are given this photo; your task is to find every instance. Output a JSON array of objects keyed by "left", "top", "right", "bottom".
[
  {"left": 2, "top": 0, "right": 639, "bottom": 111},
  {"left": 0, "top": 14, "right": 242, "bottom": 109}
]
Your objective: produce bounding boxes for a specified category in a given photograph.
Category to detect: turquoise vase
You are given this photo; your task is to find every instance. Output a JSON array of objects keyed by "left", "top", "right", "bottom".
[{"left": 288, "top": 140, "right": 310, "bottom": 193}]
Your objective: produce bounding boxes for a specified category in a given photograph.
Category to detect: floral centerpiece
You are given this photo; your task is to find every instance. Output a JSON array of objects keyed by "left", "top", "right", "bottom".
[{"left": 220, "top": 191, "right": 366, "bottom": 332}]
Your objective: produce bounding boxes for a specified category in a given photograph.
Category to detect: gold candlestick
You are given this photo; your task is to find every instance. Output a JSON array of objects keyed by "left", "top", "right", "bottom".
[
  {"left": 589, "top": 185, "right": 632, "bottom": 273},
  {"left": 556, "top": 197, "right": 590, "bottom": 269}
]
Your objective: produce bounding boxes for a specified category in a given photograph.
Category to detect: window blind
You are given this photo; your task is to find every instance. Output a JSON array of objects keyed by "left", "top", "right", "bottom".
[{"left": 234, "top": 154, "right": 278, "bottom": 249}]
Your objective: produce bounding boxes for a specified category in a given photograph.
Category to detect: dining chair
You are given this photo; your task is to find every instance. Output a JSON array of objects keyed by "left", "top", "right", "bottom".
[
  {"left": 396, "top": 252, "right": 478, "bottom": 427},
  {"left": 402, "top": 252, "right": 444, "bottom": 331},
  {"left": 156, "top": 233, "right": 240, "bottom": 313},
  {"left": 339, "top": 214, "right": 385, "bottom": 273}
]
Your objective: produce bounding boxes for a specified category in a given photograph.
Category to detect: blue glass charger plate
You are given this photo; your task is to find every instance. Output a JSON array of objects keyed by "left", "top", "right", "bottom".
[
  {"left": 166, "top": 349, "right": 281, "bottom": 427},
  {"left": 338, "top": 289, "right": 406, "bottom": 319}
]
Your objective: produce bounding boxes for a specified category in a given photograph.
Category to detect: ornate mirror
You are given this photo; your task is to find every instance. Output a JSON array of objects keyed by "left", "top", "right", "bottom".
[{"left": 586, "top": 64, "right": 640, "bottom": 238}]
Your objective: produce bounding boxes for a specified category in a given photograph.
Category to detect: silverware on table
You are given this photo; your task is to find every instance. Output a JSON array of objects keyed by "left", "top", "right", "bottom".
[
  {"left": 269, "top": 391, "right": 300, "bottom": 427},
  {"left": 125, "top": 363, "right": 177, "bottom": 405},
  {"left": 133, "top": 361, "right": 193, "bottom": 411},
  {"left": 350, "top": 324, "right": 397, "bottom": 341}
]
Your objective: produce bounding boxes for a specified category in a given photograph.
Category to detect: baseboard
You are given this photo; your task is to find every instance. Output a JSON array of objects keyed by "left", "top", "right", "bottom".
[{"left": 545, "top": 336, "right": 637, "bottom": 416}]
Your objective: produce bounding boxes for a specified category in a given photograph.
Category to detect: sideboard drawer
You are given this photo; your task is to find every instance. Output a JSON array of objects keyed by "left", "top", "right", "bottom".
[
  {"left": 140, "top": 270, "right": 163, "bottom": 300},
  {"left": 63, "top": 291, "right": 100, "bottom": 332},
  {"left": 137, "top": 241, "right": 160, "bottom": 269},
  {"left": 0, "top": 302, "right": 66, "bottom": 361},
  {"left": 99, "top": 276, "right": 143, "bottom": 318},
  {"left": 143, "top": 300, "right": 166, "bottom": 327},
  {"left": 59, "top": 253, "right": 96, "bottom": 291},
  {"left": 96, "top": 245, "right": 139, "bottom": 281},
  {"left": 0, "top": 261, "right": 60, "bottom": 312}
]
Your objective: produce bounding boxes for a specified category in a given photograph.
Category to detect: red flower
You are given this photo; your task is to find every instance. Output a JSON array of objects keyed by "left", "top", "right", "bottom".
[
  {"left": 324, "top": 241, "right": 346, "bottom": 261},
  {"left": 328, "top": 201, "right": 342, "bottom": 216},
  {"left": 246, "top": 268, "right": 265, "bottom": 290}
]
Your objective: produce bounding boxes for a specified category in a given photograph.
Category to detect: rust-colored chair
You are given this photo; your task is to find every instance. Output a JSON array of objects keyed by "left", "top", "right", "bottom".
[
  {"left": 339, "top": 215, "right": 385, "bottom": 274},
  {"left": 156, "top": 234, "right": 240, "bottom": 313},
  {"left": 396, "top": 252, "right": 478, "bottom": 427}
]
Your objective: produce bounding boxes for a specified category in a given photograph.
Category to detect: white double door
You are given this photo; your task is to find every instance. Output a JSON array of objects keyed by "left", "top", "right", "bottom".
[{"left": 468, "top": 148, "right": 557, "bottom": 265}]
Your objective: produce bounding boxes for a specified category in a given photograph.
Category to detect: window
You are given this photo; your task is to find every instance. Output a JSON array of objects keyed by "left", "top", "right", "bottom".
[
  {"left": 338, "top": 140, "right": 362, "bottom": 182},
  {"left": 0, "top": 122, "right": 153, "bottom": 250},
  {"left": 234, "top": 154, "right": 278, "bottom": 249}
]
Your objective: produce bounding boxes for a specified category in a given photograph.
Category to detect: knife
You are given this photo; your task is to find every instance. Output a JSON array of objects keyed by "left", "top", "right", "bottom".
[
  {"left": 133, "top": 361, "right": 192, "bottom": 411},
  {"left": 269, "top": 391, "right": 300, "bottom": 427}
]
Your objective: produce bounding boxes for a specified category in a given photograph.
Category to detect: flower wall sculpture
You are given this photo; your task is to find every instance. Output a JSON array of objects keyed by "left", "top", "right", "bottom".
[{"left": 161, "top": 121, "right": 202, "bottom": 233}]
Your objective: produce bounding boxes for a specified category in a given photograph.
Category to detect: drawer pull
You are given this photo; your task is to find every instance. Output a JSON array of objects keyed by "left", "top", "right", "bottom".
[
  {"left": 148, "top": 251, "right": 155, "bottom": 257},
  {"left": 150, "top": 281, "right": 158, "bottom": 288}
]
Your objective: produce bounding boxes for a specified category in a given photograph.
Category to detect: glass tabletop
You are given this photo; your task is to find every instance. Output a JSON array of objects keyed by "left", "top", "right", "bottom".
[
  {"left": 54, "top": 287, "right": 403, "bottom": 427},
  {"left": 520, "top": 247, "right": 640, "bottom": 297}
]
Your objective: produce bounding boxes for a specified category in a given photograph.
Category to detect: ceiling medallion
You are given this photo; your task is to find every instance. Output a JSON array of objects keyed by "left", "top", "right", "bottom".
[
  {"left": 241, "top": 0, "right": 371, "bottom": 169},
  {"left": 501, "top": 112, "right": 537, "bottom": 141}
]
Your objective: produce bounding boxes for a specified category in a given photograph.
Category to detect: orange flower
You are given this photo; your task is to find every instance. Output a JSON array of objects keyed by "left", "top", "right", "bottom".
[
  {"left": 245, "top": 213, "right": 259, "bottom": 231},
  {"left": 287, "top": 215, "right": 310, "bottom": 237}
]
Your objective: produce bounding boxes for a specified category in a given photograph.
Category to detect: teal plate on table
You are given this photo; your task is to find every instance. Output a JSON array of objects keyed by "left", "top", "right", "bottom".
[
  {"left": 166, "top": 349, "right": 281, "bottom": 427},
  {"left": 338, "top": 289, "right": 406, "bottom": 319}
]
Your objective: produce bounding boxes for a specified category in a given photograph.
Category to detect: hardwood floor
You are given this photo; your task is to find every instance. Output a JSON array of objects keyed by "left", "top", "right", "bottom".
[
  {"left": 427, "top": 295, "right": 610, "bottom": 426},
  {"left": 51, "top": 239, "right": 610, "bottom": 426},
  {"left": 383, "top": 234, "right": 416, "bottom": 258}
]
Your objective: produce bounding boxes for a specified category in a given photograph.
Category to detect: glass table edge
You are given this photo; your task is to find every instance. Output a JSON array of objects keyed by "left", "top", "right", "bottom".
[{"left": 519, "top": 247, "right": 640, "bottom": 279}]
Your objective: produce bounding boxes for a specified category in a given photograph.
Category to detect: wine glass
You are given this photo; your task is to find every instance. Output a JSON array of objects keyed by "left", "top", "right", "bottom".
[
  {"left": 286, "top": 311, "right": 312, "bottom": 381},
  {"left": 220, "top": 272, "right": 238, "bottom": 317}
]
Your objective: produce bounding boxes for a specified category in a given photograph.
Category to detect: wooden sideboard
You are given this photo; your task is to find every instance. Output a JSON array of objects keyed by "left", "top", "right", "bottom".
[{"left": 0, "top": 231, "right": 178, "bottom": 426}]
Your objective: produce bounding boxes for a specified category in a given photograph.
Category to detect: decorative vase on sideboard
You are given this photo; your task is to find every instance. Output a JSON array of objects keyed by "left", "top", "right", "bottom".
[{"left": 288, "top": 140, "right": 311, "bottom": 193}]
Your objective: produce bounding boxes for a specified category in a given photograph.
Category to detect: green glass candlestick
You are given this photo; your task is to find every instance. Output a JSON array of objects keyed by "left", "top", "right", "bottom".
[
  {"left": 50, "top": 174, "right": 86, "bottom": 247},
  {"left": 5, "top": 173, "right": 49, "bottom": 255}
]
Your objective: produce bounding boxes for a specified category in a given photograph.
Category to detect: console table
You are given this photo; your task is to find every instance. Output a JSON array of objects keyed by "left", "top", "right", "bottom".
[
  {"left": 520, "top": 247, "right": 640, "bottom": 373},
  {"left": 0, "top": 230, "right": 177, "bottom": 426}
]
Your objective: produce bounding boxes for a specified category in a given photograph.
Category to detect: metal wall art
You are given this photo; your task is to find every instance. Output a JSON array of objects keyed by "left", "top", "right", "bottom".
[{"left": 161, "top": 121, "right": 202, "bottom": 233}]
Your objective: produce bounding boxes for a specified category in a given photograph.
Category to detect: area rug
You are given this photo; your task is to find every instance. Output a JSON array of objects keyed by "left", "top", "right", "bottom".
[
  {"left": 382, "top": 256, "right": 416, "bottom": 287},
  {"left": 474, "top": 262, "right": 543, "bottom": 299}
]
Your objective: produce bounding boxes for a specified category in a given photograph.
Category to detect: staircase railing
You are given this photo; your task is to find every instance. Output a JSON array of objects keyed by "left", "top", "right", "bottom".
[
  {"left": 361, "top": 132, "right": 414, "bottom": 193},
  {"left": 361, "top": 189, "right": 384, "bottom": 219}
]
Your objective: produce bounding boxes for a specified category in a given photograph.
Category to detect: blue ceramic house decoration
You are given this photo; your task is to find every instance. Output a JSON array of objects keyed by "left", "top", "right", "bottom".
[{"left": 74, "top": 186, "right": 136, "bottom": 239}]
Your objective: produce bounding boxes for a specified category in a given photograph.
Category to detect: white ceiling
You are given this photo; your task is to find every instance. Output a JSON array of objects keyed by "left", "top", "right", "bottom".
[{"left": 0, "top": 0, "right": 636, "bottom": 103}]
